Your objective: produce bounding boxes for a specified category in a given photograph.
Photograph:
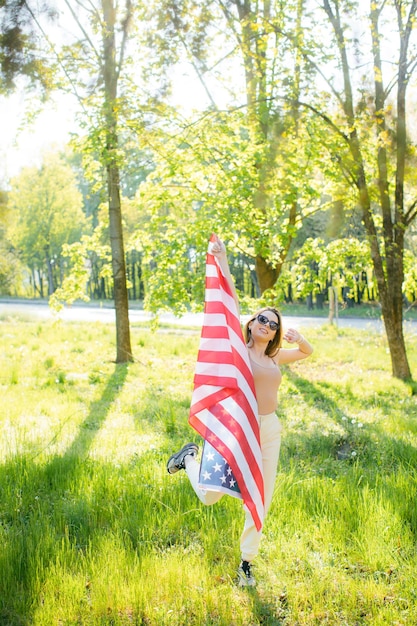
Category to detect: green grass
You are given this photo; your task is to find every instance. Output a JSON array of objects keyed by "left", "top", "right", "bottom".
[
  {"left": 1, "top": 318, "right": 417, "bottom": 624},
  {"left": 278, "top": 300, "right": 417, "bottom": 321}
]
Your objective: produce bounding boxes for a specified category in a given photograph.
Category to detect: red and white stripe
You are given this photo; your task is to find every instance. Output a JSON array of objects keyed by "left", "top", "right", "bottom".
[{"left": 189, "top": 234, "right": 264, "bottom": 531}]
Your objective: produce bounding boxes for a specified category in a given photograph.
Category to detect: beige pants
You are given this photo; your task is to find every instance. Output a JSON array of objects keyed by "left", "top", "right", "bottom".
[{"left": 185, "top": 412, "right": 282, "bottom": 561}]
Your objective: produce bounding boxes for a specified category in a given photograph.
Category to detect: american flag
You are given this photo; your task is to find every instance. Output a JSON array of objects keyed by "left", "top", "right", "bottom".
[
  {"left": 189, "top": 234, "right": 264, "bottom": 531},
  {"left": 199, "top": 440, "right": 241, "bottom": 496}
]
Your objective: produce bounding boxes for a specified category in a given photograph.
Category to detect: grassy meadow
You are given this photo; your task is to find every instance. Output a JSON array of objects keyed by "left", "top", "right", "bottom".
[{"left": 1, "top": 312, "right": 417, "bottom": 625}]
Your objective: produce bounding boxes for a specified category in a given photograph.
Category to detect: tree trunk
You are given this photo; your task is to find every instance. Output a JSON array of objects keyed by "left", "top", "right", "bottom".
[
  {"left": 255, "top": 255, "right": 279, "bottom": 293},
  {"left": 44, "top": 245, "right": 55, "bottom": 295},
  {"left": 328, "top": 286, "right": 338, "bottom": 325},
  {"left": 107, "top": 159, "right": 132, "bottom": 362},
  {"left": 322, "top": 0, "right": 414, "bottom": 381},
  {"left": 102, "top": 0, "right": 133, "bottom": 363},
  {"left": 355, "top": 145, "right": 411, "bottom": 381},
  {"left": 379, "top": 282, "right": 411, "bottom": 380},
  {"left": 46, "top": 257, "right": 54, "bottom": 295},
  {"left": 37, "top": 269, "right": 44, "bottom": 298}
]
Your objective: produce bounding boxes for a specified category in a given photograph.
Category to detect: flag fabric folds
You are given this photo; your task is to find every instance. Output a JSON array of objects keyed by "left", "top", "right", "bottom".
[{"left": 189, "top": 234, "right": 264, "bottom": 531}]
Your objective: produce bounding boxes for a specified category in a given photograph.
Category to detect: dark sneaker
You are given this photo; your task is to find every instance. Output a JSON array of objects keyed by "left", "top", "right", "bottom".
[
  {"left": 237, "top": 560, "right": 256, "bottom": 587},
  {"left": 166, "top": 443, "right": 199, "bottom": 474}
]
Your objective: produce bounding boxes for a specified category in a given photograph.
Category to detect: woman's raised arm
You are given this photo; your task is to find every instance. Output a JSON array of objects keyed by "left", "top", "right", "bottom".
[{"left": 210, "top": 236, "right": 240, "bottom": 314}]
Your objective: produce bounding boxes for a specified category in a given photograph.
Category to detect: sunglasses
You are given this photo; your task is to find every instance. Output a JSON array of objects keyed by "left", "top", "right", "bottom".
[{"left": 254, "top": 313, "right": 280, "bottom": 332}]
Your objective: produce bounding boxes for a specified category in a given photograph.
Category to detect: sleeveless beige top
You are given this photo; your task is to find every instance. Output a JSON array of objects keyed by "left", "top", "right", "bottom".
[{"left": 249, "top": 354, "right": 282, "bottom": 414}]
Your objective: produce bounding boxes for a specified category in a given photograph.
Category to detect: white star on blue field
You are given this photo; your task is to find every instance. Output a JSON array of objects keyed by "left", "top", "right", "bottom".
[{"left": 199, "top": 442, "right": 241, "bottom": 495}]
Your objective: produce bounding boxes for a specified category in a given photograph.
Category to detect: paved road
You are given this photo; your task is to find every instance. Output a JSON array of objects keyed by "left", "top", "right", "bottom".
[{"left": 0, "top": 299, "right": 403, "bottom": 333}]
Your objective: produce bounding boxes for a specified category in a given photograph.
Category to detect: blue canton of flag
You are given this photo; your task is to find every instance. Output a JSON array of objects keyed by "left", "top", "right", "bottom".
[{"left": 199, "top": 440, "right": 241, "bottom": 497}]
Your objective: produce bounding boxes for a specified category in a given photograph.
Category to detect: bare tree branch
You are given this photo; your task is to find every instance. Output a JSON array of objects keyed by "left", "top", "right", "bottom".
[
  {"left": 116, "top": 0, "right": 133, "bottom": 81},
  {"left": 404, "top": 198, "right": 417, "bottom": 226},
  {"left": 22, "top": 0, "right": 88, "bottom": 112},
  {"left": 293, "top": 98, "right": 349, "bottom": 141},
  {"left": 63, "top": 0, "right": 102, "bottom": 64}
]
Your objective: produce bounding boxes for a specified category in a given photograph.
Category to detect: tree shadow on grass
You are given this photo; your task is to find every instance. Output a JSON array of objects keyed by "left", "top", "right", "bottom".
[
  {"left": 282, "top": 369, "right": 417, "bottom": 466},
  {"left": 245, "top": 588, "right": 288, "bottom": 625},
  {"left": 124, "top": 369, "right": 417, "bottom": 626},
  {"left": 131, "top": 387, "right": 194, "bottom": 443},
  {"left": 0, "top": 363, "right": 129, "bottom": 624},
  {"left": 279, "top": 370, "right": 417, "bottom": 536},
  {"left": 227, "top": 371, "right": 417, "bottom": 625}
]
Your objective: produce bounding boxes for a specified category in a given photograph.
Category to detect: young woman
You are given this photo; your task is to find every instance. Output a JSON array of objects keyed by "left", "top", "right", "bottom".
[{"left": 167, "top": 238, "right": 313, "bottom": 587}]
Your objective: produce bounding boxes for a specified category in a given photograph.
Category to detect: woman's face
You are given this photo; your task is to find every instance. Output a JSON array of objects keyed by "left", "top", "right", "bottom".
[{"left": 249, "top": 310, "right": 280, "bottom": 340}]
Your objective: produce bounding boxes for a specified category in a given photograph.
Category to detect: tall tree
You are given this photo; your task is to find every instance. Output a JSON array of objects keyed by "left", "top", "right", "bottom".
[
  {"left": 221, "top": 0, "right": 308, "bottom": 292},
  {"left": 7, "top": 153, "right": 86, "bottom": 296},
  {"left": 44, "top": 0, "right": 135, "bottom": 362},
  {"left": 0, "top": 187, "right": 17, "bottom": 294},
  {"left": 100, "top": 0, "right": 133, "bottom": 362},
  {"left": 299, "top": 0, "right": 417, "bottom": 381},
  {"left": 141, "top": 0, "right": 320, "bottom": 295}
]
